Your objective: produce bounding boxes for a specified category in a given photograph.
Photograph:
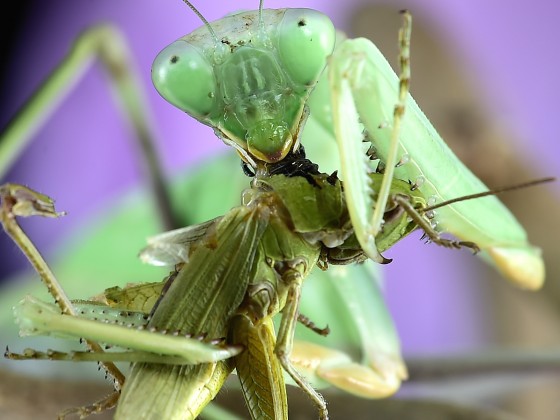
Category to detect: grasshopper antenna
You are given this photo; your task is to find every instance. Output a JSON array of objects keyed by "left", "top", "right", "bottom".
[
  {"left": 181, "top": 0, "right": 219, "bottom": 44},
  {"left": 421, "top": 177, "right": 555, "bottom": 213},
  {"left": 259, "top": 0, "right": 265, "bottom": 22}
]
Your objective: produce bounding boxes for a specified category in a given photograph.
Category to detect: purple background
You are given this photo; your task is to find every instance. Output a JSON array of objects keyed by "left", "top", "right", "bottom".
[{"left": 1, "top": 0, "right": 559, "bottom": 357}]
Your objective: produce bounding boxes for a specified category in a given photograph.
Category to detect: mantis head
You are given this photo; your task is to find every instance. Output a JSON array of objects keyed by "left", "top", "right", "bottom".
[{"left": 151, "top": 6, "right": 335, "bottom": 164}]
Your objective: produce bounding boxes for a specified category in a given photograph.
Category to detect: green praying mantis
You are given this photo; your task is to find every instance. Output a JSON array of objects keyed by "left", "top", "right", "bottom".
[{"left": 0, "top": 1, "right": 551, "bottom": 419}]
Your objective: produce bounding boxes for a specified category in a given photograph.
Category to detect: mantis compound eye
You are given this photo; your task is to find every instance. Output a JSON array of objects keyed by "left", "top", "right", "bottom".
[
  {"left": 152, "top": 40, "right": 216, "bottom": 118},
  {"left": 277, "top": 9, "right": 335, "bottom": 86}
]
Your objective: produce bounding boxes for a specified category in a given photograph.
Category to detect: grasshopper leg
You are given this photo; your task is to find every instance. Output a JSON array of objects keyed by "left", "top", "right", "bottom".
[
  {"left": 0, "top": 183, "right": 126, "bottom": 391},
  {"left": 275, "top": 264, "right": 328, "bottom": 420},
  {"left": 57, "top": 391, "right": 120, "bottom": 420},
  {"left": 230, "top": 315, "right": 289, "bottom": 420},
  {"left": 393, "top": 194, "right": 480, "bottom": 253},
  {"left": 0, "top": 183, "right": 128, "bottom": 419}
]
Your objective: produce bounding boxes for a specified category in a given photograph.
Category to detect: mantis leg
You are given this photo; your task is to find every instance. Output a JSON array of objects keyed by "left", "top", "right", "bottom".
[
  {"left": 0, "top": 25, "right": 176, "bottom": 230},
  {"left": 328, "top": 12, "right": 412, "bottom": 264},
  {"left": 291, "top": 264, "right": 407, "bottom": 398},
  {"left": 328, "top": 12, "right": 544, "bottom": 289}
]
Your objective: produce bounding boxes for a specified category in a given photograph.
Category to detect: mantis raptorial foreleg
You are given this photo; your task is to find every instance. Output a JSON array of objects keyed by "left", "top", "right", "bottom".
[
  {"left": 285, "top": 264, "right": 406, "bottom": 399},
  {"left": 327, "top": 11, "right": 544, "bottom": 289},
  {"left": 328, "top": 11, "right": 412, "bottom": 265}
]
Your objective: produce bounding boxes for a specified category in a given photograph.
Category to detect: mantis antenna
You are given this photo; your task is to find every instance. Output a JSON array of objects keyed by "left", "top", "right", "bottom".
[
  {"left": 421, "top": 177, "right": 555, "bottom": 213},
  {"left": 181, "top": 0, "right": 219, "bottom": 44}
]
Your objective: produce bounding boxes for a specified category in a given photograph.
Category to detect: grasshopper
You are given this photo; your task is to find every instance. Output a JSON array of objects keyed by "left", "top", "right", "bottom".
[
  {"left": 4, "top": 156, "right": 514, "bottom": 418},
  {"left": 2, "top": 164, "right": 398, "bottom": 419},
  {"left": 0, "top": 1, "right": 549, "bottom": 419}
]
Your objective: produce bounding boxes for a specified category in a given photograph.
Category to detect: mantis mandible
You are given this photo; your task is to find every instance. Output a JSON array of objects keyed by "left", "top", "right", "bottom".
[{"left": 0, "top": 0, "right": 548, "bottom": 419}]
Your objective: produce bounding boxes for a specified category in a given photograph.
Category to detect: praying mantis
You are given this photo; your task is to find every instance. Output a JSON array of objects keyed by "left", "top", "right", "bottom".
[{"left": 0, "top": 1, "right": 550, "bottom": 419}]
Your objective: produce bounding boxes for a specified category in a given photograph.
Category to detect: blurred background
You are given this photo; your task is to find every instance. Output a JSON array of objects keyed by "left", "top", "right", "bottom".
[{"left": 0, "top": 1, "right": 559, "bottom": 419}]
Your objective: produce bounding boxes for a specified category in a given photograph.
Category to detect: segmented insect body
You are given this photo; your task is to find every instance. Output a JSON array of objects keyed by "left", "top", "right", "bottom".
[
  {"left": 116, "top": 168, "right": 352, "bottom": 418},
  {"left": 8, "top": 159, "right": 422, "bottom": 418},
  {"left": 116, "top": 204, "right": 265, "bottom": 418},
  {"left": 1, "top": 2, "right": 548, "bottom": 419}
]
